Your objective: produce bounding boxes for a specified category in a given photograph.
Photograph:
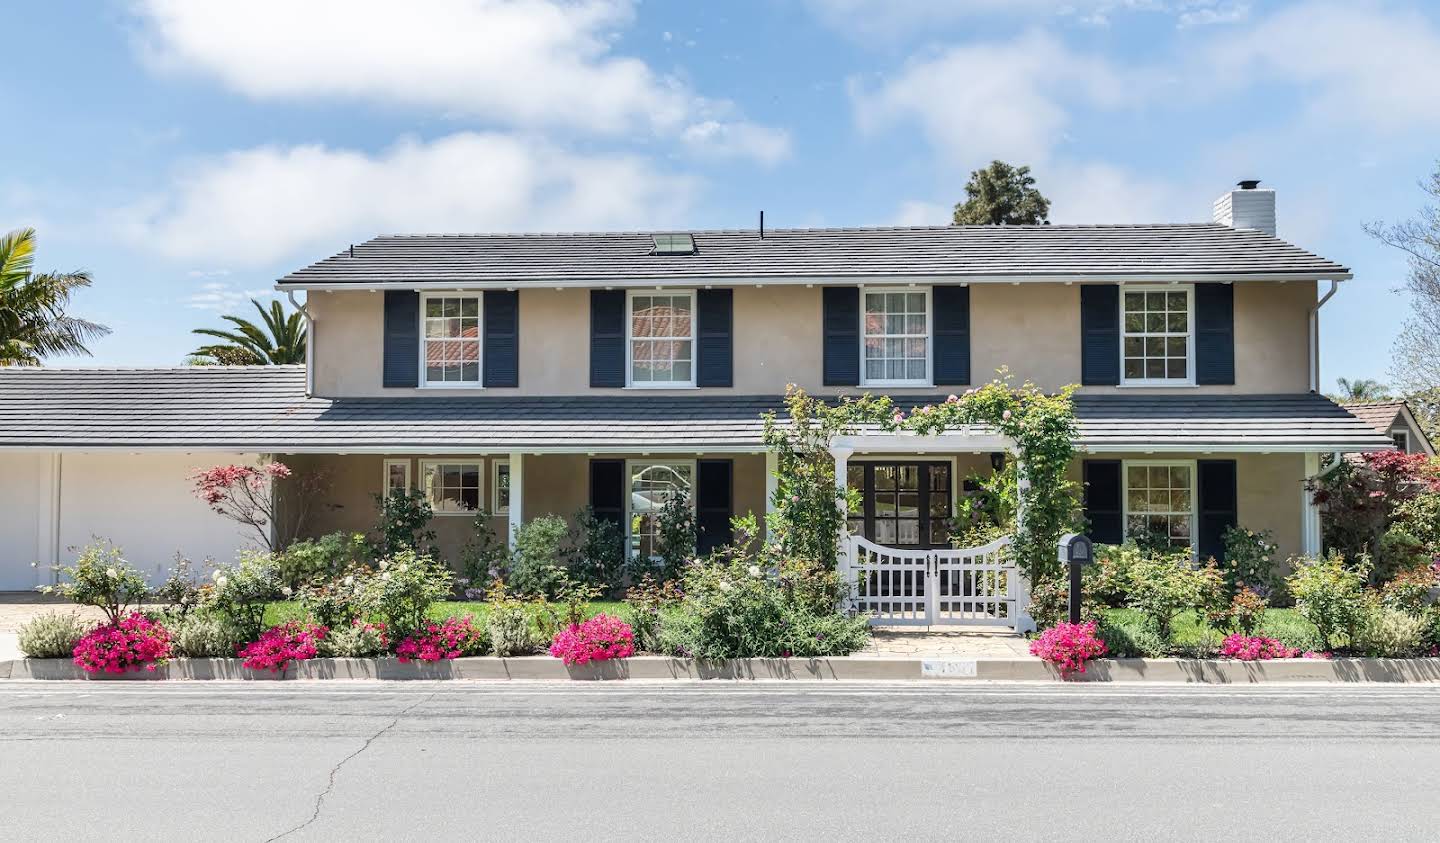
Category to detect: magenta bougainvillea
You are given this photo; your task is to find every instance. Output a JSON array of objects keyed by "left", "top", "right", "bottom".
[
  {"left": 395, "top": 616, "right": 485, "bottom": 663},
  {"left": 237, "top": 621, "right": 327, "bottom": 672},
  {"left": 72, "top": 613, "right": 173, "bottom": 674},
  {"left": 1219, "top": 634, "right": 1298, "bottom": 661},
  {"left": 1028, "top": 621, "right": 1108, "bottom": 677},
  {"left": 549, "top": 613, "right": 636, "bottom": 666}
]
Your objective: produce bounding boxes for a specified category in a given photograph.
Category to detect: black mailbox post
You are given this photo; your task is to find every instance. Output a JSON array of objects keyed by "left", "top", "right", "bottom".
[{"left": 1057, "top": 533, "right": 1094, "bottom": 624}]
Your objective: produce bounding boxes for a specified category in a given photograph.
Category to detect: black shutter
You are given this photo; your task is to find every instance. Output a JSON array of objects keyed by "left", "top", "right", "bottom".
[
  {"left": 589, "top": 290, "right": 625, "bottom": 388},
  {"left": 1083, "top": 459, "right": 1123, "bottom": 544},
  {"left": 382, "top": 290, "right": 420, "bottom": 388},
  {"left": 1081, "top": 285, "right": 1120, "bottom": 386},
  {"left": 696, "top": 289, "right": 733, "bottom": 387},
  {"left": 589, "top": 459, "right": 624, "bottom": 527},
  {"left": 696, "top": 459, "right": 733, "bottom": 554},
  {"left": 1195, "top": 283, "right": 1235, "bottom": 385},
  {"left": 933, "top": 284, "right": 971, "bottom": 386},
  {"left": 483, "top": 290, "right": 519, "bottom": 388},
  {"left": 822, "top": 286, "right": 860, "bottom": 386},
  {"left": 1198, "top": 459, "right": 1238, "bottom": 562}
]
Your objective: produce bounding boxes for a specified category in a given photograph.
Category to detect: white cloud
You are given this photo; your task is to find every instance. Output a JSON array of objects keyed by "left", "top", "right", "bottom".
[
  {"left": 1041, "top": 163, "right": 1192, "bottom": 224},
  {"left": 1176, "top": 1, "right": 1250, "bottom": 28},
  {"left": 805, "top": 0, "right": 1168, "bottom": 37},
  {"left": 185, "top": 281, "right": 274, "bottom": 311},
  {"left": 890, "top": 200, "right": 950, "bottom": 226},
  {"left": 117, "top": 132, "right": 699, "bottom": 266},
  {"left": 679, "top": 121, "right": 792, "bottom": 166},
  {"left": 130, "top": 0, "right": 786, "bottom": 163},
  {"left": 850, "top": 32, "right": 1136, "bottom": 169}
]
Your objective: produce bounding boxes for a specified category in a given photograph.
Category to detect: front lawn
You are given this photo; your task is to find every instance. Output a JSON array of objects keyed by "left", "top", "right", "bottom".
[
  {"left": 1100, "top": 607, "right": 1320, "bottom": 650},
  {"left": 262, "top": 600, "right": 628, "bottom": 628}
]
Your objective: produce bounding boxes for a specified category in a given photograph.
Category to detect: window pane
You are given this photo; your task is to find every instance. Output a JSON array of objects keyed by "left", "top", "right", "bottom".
[
  {"left": 1128, "top": 489, "right": 1148, "bottom": 511},
  {"left": 426, "top": 300, "right": 443, "bottom": 318},
  {"left": 1167, "top": 359, "right": 1187, "bottom": 379},
  {"left": 1166, "top": 291, "right": 1186, "bottom": 311},
  {"left": 1124, "top": 358, "right": 1143, "bottom": 378},
  {"left": 1146, "top": 313, "right": 1166, "bottom": 332},
  {"left": 875, "top": 466, "right": 896, "bottom": 490},
  {"left": 897, "top": 520, "right": 920, "bottom": 545},
  {"left": 1124, "top": 292, "right": 1144, "bottom": 312},
  {"left": 1167, "top": 312, "right": 1187, "bottom": 332},
  {"left": 1146, "top": 358, "right": 1165, "bottom": 378},
  {"left": 1170, "top": 466, "right": 1190, "bottom": 488},
  {"left": 1166, "top": 336, "right": 1186, "bottom": 356},
  {"left": 1146, "top": 292, "right": 1166, "bottom": 310},
  {"left": 1124, "top": 313, "right": 1144, "bottom": 332}
]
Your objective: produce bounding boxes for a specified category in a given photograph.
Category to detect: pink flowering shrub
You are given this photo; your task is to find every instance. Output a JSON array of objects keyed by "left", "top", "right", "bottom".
[
  {"left": 72, "top": 613, "right": 173, "bottom": 674},
  {"left": 549, "top": 613, "right": 636, "bottom": 666},
  {"left": 395, "top": 616, "right": 487, "bottom": 663},
  {"left": 1029, "top": 621, "right": 1108, "bottom": 677},
  {"left": 1219, "top": 634, "right": 1299, "bottom": 661},
  {"left": 238, "top": 621, "right": 328, "bottom": 672}
]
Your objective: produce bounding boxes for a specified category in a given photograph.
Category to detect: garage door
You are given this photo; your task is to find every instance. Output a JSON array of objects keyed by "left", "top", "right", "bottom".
[{"left": 0, "top": 452, "right": 49, "bottom": 591}]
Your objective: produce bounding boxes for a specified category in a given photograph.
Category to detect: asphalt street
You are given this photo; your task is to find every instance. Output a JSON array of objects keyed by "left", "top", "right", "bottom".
[{"left": 3, "top": 680, "right": 1440, "bottom": 842}]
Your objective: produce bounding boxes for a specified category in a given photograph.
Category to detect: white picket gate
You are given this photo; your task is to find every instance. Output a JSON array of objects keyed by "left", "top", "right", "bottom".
[{"left": 840, "top": 534, "right": 1034, "bottom": 632}]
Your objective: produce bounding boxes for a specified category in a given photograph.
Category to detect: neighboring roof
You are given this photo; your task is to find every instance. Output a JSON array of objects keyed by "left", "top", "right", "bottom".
[
  {"left": 276, "top": 223, "right": 1352, "bottom": 289},
  {"left": 0, "top": 367, "right": 1392, "bottom": 453},
  {"left": 1343, "top": 401, "right": 1435, "bottom": 455}
]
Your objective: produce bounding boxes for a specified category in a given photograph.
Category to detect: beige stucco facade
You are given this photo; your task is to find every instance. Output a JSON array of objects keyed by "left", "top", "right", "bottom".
[{"left": 307, "top": 280, "right": 1316, "bottom": 399}]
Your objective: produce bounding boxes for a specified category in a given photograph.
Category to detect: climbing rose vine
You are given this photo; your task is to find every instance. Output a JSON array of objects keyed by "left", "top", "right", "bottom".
[
  {"left": 238, "top": 621, "right": 328, "bottom": 672},
  {"left": 1028, "top": 621, "right": 1108, "bottom": 677},
  {"left": 549, "top": 613, "right": 636, "bottom": 666},
  {"left": 72, "top": 613, "right": 173, "bottom": 674}
]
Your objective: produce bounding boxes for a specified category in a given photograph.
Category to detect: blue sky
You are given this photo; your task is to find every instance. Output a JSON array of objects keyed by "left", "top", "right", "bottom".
[{"left": 5, "top": 0, "right": 1439, "bottom": 391}]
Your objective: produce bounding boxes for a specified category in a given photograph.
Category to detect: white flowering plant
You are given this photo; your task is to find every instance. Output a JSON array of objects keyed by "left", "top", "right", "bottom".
[
  {"left": 359, "top": 550, "right": 453, "bottom": 638},
  {"left": 39, "top": 540, "right": 150, "bottom": 625},
  {"left": 205, "top": 551, "right": 283, "bottom": 641}
]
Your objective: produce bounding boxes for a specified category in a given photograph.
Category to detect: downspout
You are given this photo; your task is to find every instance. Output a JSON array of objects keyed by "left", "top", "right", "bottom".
[
  {"left": 1308, "top": 280, "right": 1340, "bottom": 393},
  {"left": 287, "top": 290, "right": 314, "bottom": 398}
]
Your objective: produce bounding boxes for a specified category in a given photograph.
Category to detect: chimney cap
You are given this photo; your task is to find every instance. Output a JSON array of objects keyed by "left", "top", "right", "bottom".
[{"left": 1237, "top": 179, "right": 1261, "bottom": 190}]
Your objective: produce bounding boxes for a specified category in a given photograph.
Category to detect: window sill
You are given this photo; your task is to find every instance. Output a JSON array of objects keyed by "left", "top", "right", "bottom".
[
  {"left": 860, "top": 381, "right": 934, "bottom": 389},
  {"left": 418, "top": 383, "right": 485, "bottom": 390},
  {"left": 430, "top": 510, "right": 483, "bottom": 517},
  {"left": 624, "top": 384, "right": 700, "bottom": 390},
  {"left": 1116, "top": 382, "right": 1199, "bottom": 388}
]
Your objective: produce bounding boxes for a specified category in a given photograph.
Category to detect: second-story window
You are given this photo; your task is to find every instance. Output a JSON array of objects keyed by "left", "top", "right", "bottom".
[
  {"left": 422, "top": 294, "right": 482, "bottom": 386},
  {"left": 1121, "top": 285, "right": 1193, "bottom": 385},
  {"left": 862, "top": 288, "right": 930, "bottom": 386},
  {"left": 628, "top": 291, "right": 695, "bottom": 387}
]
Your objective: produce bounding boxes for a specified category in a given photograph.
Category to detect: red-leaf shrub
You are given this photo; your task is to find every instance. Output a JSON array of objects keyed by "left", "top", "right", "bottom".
[
  {"left": 72, "top": 613, "right": 172, "bottom": 674},
  {"left": 1219, "top": 634, "right": 1298, "bottom": 661},
  {"left": 238, "top": 621, "right": 328, "bottom": 672},
  {"left": 395, "top": 616, "right": 486, "bottom": 663},
  {"left": 1029, "top": 621, "right": 1108, "bottom": 677},
  {"left": 549, "top": 613, "right": 636, "bottom": 666}
]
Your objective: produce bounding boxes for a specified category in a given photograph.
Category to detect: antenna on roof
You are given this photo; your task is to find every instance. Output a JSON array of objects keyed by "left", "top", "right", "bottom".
[
  {"left": 759, "top": 210, "right": 765, "bottom": 240},
  {"left": 349, "top": 244, "right": 354, "bottom": 258}
]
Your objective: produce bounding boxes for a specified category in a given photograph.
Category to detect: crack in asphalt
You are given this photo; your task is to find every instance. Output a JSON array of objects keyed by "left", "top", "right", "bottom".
[{"left": 264, "top": 692, "right": 436, "bottom": 842}]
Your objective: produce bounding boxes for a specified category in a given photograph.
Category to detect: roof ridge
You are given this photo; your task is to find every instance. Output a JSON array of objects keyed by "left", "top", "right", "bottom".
[
  {"left": 0, "top": 365, "right": 306, "bottom": 373},
  {"left": 366, "top": 222, "right": 1232, "bottom": 239}
]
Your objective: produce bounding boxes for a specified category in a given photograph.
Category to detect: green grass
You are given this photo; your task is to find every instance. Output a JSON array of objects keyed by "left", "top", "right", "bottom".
[
  {"left": 1100, "top": 607, "right": 1319, "bottom": 647},
  {"left": 261, "top": 600, "right": 627, "bottom": 628}
]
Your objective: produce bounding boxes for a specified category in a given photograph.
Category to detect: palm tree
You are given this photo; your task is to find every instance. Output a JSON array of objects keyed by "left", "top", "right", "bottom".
[
  {"left": 192, "top": 298, "right": 306, "bottom": 365},
  {"left": 0, "top": 227, "right": 110, "bottom": 365},
  {"left": 1334, "top": 377, "right": 1393, "bottom": 403}
]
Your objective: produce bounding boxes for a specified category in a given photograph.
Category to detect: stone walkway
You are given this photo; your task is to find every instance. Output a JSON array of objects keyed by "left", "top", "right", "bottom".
[{"left": 862, "top": 627, "right": 1036, "bottom": 659}]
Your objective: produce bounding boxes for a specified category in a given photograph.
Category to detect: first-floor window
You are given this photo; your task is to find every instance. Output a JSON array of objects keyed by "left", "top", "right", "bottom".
[
  {"left": 383, "top": 459, "right": 411, "bottom": 499},
  {"left": 423, "top": 294, "right": 482, "bottom": 385},
  {"left": 627, "top": 461, "right": 694, "bottom": 558},
  {"left": 1123, "top": 462, "right": 1194, "bottom": 549},
  {"left": 422, "top": 461, "right": 483, "bottom": 514},
  {"left": 493, "top": 461, "right": 511, "bottom": 515}
]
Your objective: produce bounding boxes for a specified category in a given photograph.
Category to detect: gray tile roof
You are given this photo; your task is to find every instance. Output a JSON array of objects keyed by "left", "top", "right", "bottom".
[
  {"left": 276, "top": 224, "right": 1351, "bottom": 288},
  {"left": 0, "top": 367, "right": 1393, "bottom": 453}
]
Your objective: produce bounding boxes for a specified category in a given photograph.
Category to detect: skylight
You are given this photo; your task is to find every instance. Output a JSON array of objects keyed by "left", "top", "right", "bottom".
[{"left": 651, "top": 233, "right": 696, "bottom": 256}]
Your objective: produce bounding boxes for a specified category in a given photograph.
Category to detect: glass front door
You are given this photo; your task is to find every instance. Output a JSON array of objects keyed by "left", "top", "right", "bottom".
[{"left": 846, "top": 461, "right": 953, "bottom": 549}]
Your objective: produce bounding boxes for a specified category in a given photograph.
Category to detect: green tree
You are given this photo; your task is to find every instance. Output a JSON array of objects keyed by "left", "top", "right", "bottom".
[
  {"left": 0, "top": 227, "right": 110, "bottom": 365},
  {"left": 952, "top": 161, "right": 1051, "bottom": 226},
  {"left": 191, "top": 298, "right": 306, "bottom": 365},
  {"left": 1333, "top": 377, "right": 1393, "bottom": 403},
  {"left": 1368, "top": 161, "right": 1440, "bottom": 403}
]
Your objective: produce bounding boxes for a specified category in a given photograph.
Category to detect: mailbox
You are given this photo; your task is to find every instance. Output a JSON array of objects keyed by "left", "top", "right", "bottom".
[{"left": 1057, "top": 533, "right": 1094, "bottom": 566}]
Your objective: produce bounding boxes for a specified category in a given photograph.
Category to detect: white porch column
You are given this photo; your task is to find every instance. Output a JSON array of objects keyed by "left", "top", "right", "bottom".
[
  {"left": 764, "top": 450, "right": 778, "bottom": 520},
  {"left": 1301, "top": 451, "right": 1322, "bottom": 558},
  {"left": 831, "top": 445, "right": 854, "bottom": 564},
  {"left": 507, "top": 452, "right": 524, "bottom": 550},
  {"left": 1014, "top": 456, "right": 1030, "bottom": 532}
]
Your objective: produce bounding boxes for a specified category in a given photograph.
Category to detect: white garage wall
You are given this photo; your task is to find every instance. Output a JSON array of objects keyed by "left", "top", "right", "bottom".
[
  {"left": 57, "top": 452, "right": 260, "bottom": 585},
  {"left": 0, "top": 452, "right": 51, "bottom": 591}
]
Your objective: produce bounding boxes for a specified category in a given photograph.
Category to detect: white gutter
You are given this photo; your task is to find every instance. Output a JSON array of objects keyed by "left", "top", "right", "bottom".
[
  {"left": 286, "top": 290, "right": 314, "bottom": 398},
  {"left": 1309, "top": 280, "right": 1341, "bottom": 393},
  {"left": 0, "top": 442, "right": 1392, "bottom": 455}
]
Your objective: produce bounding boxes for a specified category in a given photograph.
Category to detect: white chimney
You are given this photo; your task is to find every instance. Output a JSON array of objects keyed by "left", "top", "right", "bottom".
[{"left": 1213, "top": 179, "right": 1276, "bottom": 235}]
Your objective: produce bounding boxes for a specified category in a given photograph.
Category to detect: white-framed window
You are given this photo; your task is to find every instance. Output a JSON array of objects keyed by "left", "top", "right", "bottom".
[
  {"left": 626, "top": 460, "right": 695, "bottom": 559},
  {"left": 1122, "top": 461, "right": 1195, "bottom": 550},
  {"left": 420, "top": 460, "right": 483, "bottom": 515},
  {"left": 1393, "top": 429, "right": 1411, "bottom": 453},
  {"left": 382, "top": 458, "right": 411, "bottom": 499},
  {"left": 861, "top": 287, "right": 931, "bottom": 386},
  {"left": 627, "top": 290, "right": 695, "bottom": 387},
  {"left": 1121, "top": 285, "right": 1194, "bottom": 386},
  {"left": 421, "top": 294, "right": 483, "bottom": 387},
  {"left": 492, "top": 460, "right": 511, "bottom": 515}
]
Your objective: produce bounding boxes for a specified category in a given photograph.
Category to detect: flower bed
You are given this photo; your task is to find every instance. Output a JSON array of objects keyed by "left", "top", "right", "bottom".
[
  {"left": 1029, "top": 621, "right": 1108, "bottom": 677},
  {"left": 549, "top": 613, "right": 636, "bottom": 666},
  {"left": 238, "top": 621, "right": 327, "bottom": 672},
  {"left": 72, "top": 613, "right": 172, "bottom": 674},
  {"left": 395, "top": 616, "right": 487, "bottom": 663}
]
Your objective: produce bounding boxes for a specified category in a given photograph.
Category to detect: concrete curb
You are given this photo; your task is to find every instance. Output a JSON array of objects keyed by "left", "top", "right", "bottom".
[{"left": 3, "top": 655, "right": 1439, "bottom": 682}]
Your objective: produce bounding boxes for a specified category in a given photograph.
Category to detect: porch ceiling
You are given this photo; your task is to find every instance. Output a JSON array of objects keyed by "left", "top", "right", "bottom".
[{"left": 0, "top": 367, "right": 1395, "bottom": 454}]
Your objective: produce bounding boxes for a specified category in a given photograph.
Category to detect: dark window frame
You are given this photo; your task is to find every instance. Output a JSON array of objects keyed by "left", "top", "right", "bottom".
[{"left": 846, "top": 460, "right": 953, "bottom": 549}]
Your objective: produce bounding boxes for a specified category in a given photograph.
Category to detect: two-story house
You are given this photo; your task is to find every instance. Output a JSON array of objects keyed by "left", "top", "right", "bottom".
[{"left": 0, "top": 181, "right": 1395, "bottom": 590}]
